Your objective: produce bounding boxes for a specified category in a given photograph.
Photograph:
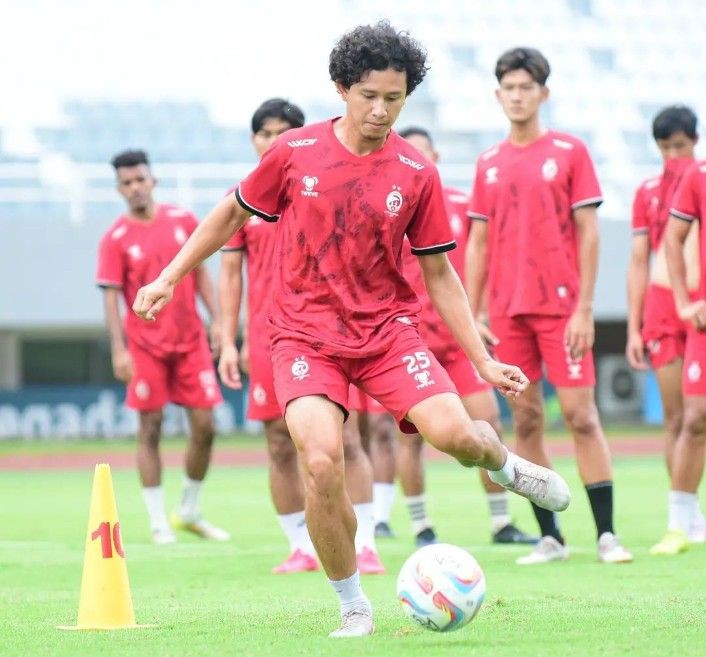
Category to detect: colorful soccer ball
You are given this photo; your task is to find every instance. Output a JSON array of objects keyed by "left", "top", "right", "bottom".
[{"left": 397, "top": 543, "right": 486, "bottom": 632}]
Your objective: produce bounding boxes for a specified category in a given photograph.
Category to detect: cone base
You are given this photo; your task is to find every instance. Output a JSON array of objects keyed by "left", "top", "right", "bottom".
[{"left": 57, "top": 623, "right": 157, "bottom": 631}]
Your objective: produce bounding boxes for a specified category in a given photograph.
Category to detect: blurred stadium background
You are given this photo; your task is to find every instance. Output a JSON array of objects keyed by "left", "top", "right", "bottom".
[{"left": 2, "top": 0, "right": 706, "bottom": 439}]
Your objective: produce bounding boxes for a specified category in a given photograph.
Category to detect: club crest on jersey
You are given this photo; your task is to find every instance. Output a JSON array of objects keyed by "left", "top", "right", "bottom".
[
  {"left": 542, "top": 158, "right": 558, "bottom": 181},
  {"left": 127, "top": 244, "right": 144, "bottom": 260},
  {"left": 385, "top": 185, "right": 404, "bottom": 216},
  {"left": 301, "top": 176, "right": 319, "bottom": 197},
  {"left": 291, "top": 356, "right": 310, "bottom": 381},
  {"left": 174, "top": 227, "right": 187, "bottom": 245},
  {"left": 485, "top": 166, "right": 499, "bottom": 184}
]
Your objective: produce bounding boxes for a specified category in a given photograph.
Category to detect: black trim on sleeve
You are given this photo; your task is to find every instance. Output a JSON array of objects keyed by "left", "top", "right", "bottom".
[
  {"left": 632, "top": 227, "right": 649, "bottom": 235},
  {"left": 670, "top": 209, "right": 697, "bottom": 223},
  {"left": 220, "top": 246, "right": 246, "bottom": 253},
  {"left": 411, "top": 240, "right": 457, "bottom": 256},
  {"left": 97, "top": 282, "right": 122, "bottom": 290},
  {"left": 235, "top": 187, "right": 279, "bottom": 223}
]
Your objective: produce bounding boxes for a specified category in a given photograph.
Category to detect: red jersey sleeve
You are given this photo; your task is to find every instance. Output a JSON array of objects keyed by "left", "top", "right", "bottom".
[
  {"left": 570, "top": 141, "right": 603, "bottom": 209},
  {"left": 671, "top": 163, "right": 701, "bottom": 222},
  {"left": 222, "top": 224, "right": 246, "bottom": 251},
  {"left": 467, "top": 160, "right": 489, "bottom": 221},
  {"left": 406, "top": 168, "right": 456, "bottom": 255},
  {"left": 96, "top": 231, "right": 124, "bottom": 288},
  {"left": 235, "top": 139, "right": 289, "bottom": 222},
  {"left": 631, "top": 185, "right": 649, "bottom": 236}
]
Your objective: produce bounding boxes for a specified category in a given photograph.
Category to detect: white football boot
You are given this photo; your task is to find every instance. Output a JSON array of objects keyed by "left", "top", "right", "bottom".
[
  {"left": 492, "top": 456, "right": 571, "bottom": 512},
  {"left": 516, "top": 536, "right": 569, "bottom": 565},
  {"left": 329, "top": 607, "right": 374, "bottom": 638},
  {"left": 597, "top": 532, "right": 633, "bottom": 563}
]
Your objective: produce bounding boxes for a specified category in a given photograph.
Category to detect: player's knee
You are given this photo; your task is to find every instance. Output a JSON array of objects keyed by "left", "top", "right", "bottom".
[
  {"left": 302, "top": 449, "right": 344, "bottom": 495},
  {"left": 267, "top": 431, "right": 298, "bottom": 468},
  {"left": 138, "top": 412, "right": 162, "bottom": 446},
  {"left": 438, "top": 419, "right": 486, "bottom": 463},
  {"left": 191, "top": 417, "right": 215, "bottom": 447},
  {"left": 682, "top": 407, "right": 706, "bottom": 443},
  {"left": 564, "top": 405, "right": 601, "bottom": 440},
  {"left": 513, "top": 402, "right": 543, "bottom": 439},
  {"left": 663, "top": 408, "right": 684, "bottom": 441}
]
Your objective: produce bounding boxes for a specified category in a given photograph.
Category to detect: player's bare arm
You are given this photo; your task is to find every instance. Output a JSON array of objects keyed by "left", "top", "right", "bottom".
[
  {"left": 133, "top": 195, "right": 250, "bottom": 321},
  {"left": 418, "top": 252, "right": 527, "bottom": 396},
  {"left": 218, "top": 250, "right": 244, "bottom": 388},
  {"left": 626, "top": 233, "right": 650, "bottom": 369},
  {"left": 565, "top": 204, "right": 599, "bottom": 360},
  {"left": 666, "top": 215, "right": 706, "bottom": 330},
  {"left": 194, "top": 264, "right": 221, "bottom": 358},
  {"left": 464, "top": 220, "right": 498, "bottom": 346},
  {"left": 102, "top": 287, "right": 133, "bottom": 383}
]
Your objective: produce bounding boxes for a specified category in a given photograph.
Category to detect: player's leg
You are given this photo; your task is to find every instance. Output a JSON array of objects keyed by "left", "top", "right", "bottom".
[
  {"left": 397, "top": 431, "right": 438, "bottom": 546},
  {"left": 343, "top": 411, "right": 384, "bottom": 574},
  {"left": 368, "top": 411, "right": 398, "bottom": 537},
  {"left": 653, "top": 352, "right": 684, "bottom": 474}
]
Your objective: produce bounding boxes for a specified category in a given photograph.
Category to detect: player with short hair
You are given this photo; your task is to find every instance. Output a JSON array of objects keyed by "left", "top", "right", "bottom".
[
  {"left": 218, "top": 98, "right": 384, "bottom": 574},
  {"left": 133, "top": 23, "right": 570, "bottom": 637},
  {"left": 655, "top": 152, "right": 706, "bottom": 555},
  {"left": 626, "top": 105, "right": 705, "bottom": 550},
  {"left": 467, "top": 47, "right": 632, "bottom": 565},
  {"left": 97, "top": 149, "right": 229, "bottom": 545}
]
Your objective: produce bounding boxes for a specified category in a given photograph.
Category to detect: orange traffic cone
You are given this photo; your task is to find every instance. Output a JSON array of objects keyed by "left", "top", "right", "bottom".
[{"left": 58, "top": 464, "right": 152, "bottom": 630}]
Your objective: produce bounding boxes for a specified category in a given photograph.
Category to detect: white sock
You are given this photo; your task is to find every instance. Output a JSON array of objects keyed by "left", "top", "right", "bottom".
[
  {"left": 487, "top": 492, "right": 512, "bottom": 532},
  {"left": 373, "top": 482, "right": 396, "bottom": 524},
  {"left": 353, "top": 502, "right": 376, "bottom": 553},
  {"left": 488, "top": 449, "right": 518, "bottom": 487},
  {"left": 278, "top": 510, "right": 315, "bottom": 554},
  {"left": 405, "top": 494, "right": 432, "bottom": 535},
  {"left": 668, "top": 491, "right": 697, "bottom": 533},
  {"left": 142, "top": 486, "right": 169, "bottom": 531},
  {"left": 329, "top": 570, "right": 371, "bottom": 616},
  {"left": 179, "top": 477, "right": 203, "bottom": 521}
]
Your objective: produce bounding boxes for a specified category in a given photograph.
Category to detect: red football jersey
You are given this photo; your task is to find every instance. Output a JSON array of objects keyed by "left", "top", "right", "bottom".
[
  {"left": 632, "top": 158, "right": 694, "bottom": 251},
  {"left": 468, "top": 130, "right": 602, "bottom": 318},
  {"left": 670, "top": 160, "right": 706, "bottom": 298},
  {"left": 401, "top": 187, "right": 471, "bottom": 356},
  {"left": 96, "top": 204, "right": 206, "bottom": 357},
  {"left": 235, "top": 119, "right": 455, "bottom": 358}
]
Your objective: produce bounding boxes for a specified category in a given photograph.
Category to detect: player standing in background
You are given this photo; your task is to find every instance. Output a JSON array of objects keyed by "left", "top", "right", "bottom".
[
  {"left": 626, "top": 106, "right": 706, "bottom": 550},
  {"left": 97, "top": 150, "right": 229, "bottom": 545},
  {"left": 656, "top": 157, "right": 706, "bottom": 554},
  {"left": 467, "top": 47, "right": 632, "bottom": 564},
  {"left": 218, "top": 98, "right": 384, "bottom": 574},
  {"left": 133, "top": 23, "right": 571, "bottom": 637}
]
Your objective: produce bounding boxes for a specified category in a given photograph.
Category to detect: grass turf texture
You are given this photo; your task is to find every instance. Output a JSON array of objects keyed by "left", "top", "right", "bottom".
[{"left": 1, "top": 454, "right": 705, "bottom": 656}]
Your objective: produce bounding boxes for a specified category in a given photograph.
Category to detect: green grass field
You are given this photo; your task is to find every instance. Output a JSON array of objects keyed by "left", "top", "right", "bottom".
[{"left": 2, "top": 452, "right": 705, "bottom": 657}]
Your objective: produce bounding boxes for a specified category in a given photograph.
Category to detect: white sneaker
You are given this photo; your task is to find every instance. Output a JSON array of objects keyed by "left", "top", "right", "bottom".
[
  {"left": 516, "top": 536, "right": 569, "bottom": 565},
  {"left": 597, "top": 532, "right": 633, "bottom": 563},
  {"left": 152, "top": 527, "right": 177, "bottom": 545},
  {"left": 329, "top": 607, "right": 374, "bottom": 638},
  {"left": 171, "top": 511, "right": 231, "bottom": 541},
  {"left": 689, "top": 514, "right": 706, "bottom": 544},
  {"left": 495, "top": 456, "right": 571, "bottom": 512}
]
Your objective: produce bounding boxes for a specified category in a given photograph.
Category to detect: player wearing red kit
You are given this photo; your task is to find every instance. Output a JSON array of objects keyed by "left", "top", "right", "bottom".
[
  {"left": 133, "top": 23, "right": 570, "bottom": 637},
  {"left": 625, "top": 106, "right": 705, "bottom": 552},
  {"left": 218, "top": 98, "right": 384, "bottom": 574},
  {"left": 467, "top": 48, "right": 632, "bottom": 565},
  {"left": 656, "top": 156, "right": 706, "bottom": 555},
  {"left": 97, "top": 150, "right": 228, "bottom": 545}
]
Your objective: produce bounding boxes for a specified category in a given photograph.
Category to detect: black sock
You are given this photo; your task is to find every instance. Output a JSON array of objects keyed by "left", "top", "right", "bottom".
[
  {"left": 530, "top": 503, "right": 564, "bottom": 544},
  {"left": 585, "top": 480, "right": 614, "bottom": 538}
]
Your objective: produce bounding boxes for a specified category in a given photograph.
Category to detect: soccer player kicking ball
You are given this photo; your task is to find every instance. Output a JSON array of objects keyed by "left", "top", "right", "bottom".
[
  {"left": 219, "top": 98, "right": 384, "bottom": 574},
  {"left": 625, "top": 106, "right": 706, "bottom": 552},
  {"left": 133, "top": 23, "right": 570, "bottom": 637},
  {"left": 467, "top": 48, "right": 632, "bottom": 565},
  {"left": 97, "top": 150, "right": 229, "bottom": 545},
  {"left": 657, "top": 157, "right": 706, "bottom": 554}
]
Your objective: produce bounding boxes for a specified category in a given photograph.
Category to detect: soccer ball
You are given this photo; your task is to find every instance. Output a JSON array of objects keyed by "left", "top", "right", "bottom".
[{"left": 397, "top": 543, "right": 486, "bottom": 632}]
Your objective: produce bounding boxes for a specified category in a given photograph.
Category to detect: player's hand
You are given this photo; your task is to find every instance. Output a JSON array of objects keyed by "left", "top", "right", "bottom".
[
  {"left": 239, "top": 340, "right": 250, "bottom": 375},
  {"left": 476, "top": 359, "right": 528, "bottom": 398},
  {"left": 476, "top": 319, "right": 499, "bottom": 348},
  {"left": 132, "top": 277, "right": 174, "bottom": 321},
  {"left": 625, "top": 331, "right": 648, "bottom": 370},
  {"left": 218, "top": 343, "right": 242, "bottom": 389},
  {"left": 564, "top": 307, "right": 594, "bottom": 361},
  {"left": 111, "top": 347, "right": 133, "bottom": 383},
  {"left": 678, "top": 299, "right": 706, "bottom": 331},
  {"left": 209, "top": 322, "right": 222, "bottom": 360}
]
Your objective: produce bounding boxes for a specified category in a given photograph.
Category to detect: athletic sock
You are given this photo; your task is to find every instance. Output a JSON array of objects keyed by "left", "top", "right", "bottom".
[
  {"left": 487, "top": 449, "right": 518, "bottom": 486},
  {"left": 277, "top": 510, "right": 314, "bottom": 554},
  {"left": 530, "top": 502, "right": 565, "bottom": 544},
  {"left": 487, "top": 492, "right": 512, "bottom": 533},
  {"left": 353, "top": 502, "right": 376, "bottom": 553},
  {"left": 329, "top": 570, "right": 371, "bottom": 616},
  {"left": 373, "top": 482, "right": 396, "bottom": 524},
  {"left": 668, "top": 490, "right": 697, "bottom": 533},
  {"left": 585, "top": 480, "right": 614, "bottom": 538},
  {"left": 405, "top": 494, "right": 432, "bottom": 535},
  {"left": 142, "top": 486, "right": 169, "bottom": 531},
  {"left": 179, "top": 477, "right": 203, "bottom": 521}
]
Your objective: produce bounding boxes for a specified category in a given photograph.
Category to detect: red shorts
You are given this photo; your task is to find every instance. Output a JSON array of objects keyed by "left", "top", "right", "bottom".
[
  {"left": 246, "top": 336, "right": 283, "bottom": 421},
  {"left": 436, "top": 346, "right": 491, "bottom": 397},
  {"left": 642, "top": 283, "right": 687, "bottom": 369},
  {"left": 683, "top": 328, "right": 706, "bottom": 396},
  {"left": 490, "top": 314, "right": 595, "bottom": 387},
  {"left": 126, "top": 338, "right": 223, "bottom": 411},
  {"left": 272, "top": 324, "right": 457, "bottom": 434}
]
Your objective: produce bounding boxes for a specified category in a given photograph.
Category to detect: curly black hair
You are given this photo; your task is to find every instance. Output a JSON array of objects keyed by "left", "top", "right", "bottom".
[{"left": 329, "top": 20, "right": 429, "bottom": 96}]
